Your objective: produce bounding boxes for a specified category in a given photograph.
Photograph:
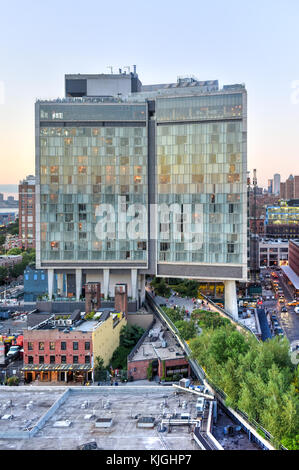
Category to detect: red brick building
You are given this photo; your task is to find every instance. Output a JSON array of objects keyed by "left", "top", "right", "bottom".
[
  {"left": 23, "top": 326, "right": 93, "bottom": 383},
  {"left": 127, "top": 319, "right": 190, "bottom": 381}
]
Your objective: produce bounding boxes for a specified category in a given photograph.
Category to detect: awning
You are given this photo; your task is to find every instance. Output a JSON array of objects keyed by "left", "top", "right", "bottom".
[
  {"left": 281, "top": 265, "right": 299, "bottom": 290},
  {"left": 22, "top": 364, "right": 92, "bottom": 372}
]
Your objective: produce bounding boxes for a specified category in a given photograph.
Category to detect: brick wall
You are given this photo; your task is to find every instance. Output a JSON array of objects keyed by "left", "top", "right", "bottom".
[{"left": 23, "top": 329, "right": 92, "bottom": 365}]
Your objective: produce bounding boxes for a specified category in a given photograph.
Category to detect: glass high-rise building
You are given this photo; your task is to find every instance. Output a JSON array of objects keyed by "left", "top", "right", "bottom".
[{"left": 35, "top": 71, "right": 247, "bottom": 317}]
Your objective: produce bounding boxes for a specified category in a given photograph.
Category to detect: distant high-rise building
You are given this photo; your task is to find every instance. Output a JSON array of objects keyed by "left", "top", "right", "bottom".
[
  {"left": 19, "top": 175, "right": 36, "bottom": 250},
  {"left": 267, "top": 179, "right": 273, "bottom": 194},
  {"left": 273, "top": 173, "right": 280, "bottom": 195},
  {"left": 294, "top": 175, "right": 299, "bottom": 199},
  {"left": 286, "top": 175, "right": 294, "bottom": 199},
  {"left": 280, "top": 182, "right": 286, "bottom": 199}
]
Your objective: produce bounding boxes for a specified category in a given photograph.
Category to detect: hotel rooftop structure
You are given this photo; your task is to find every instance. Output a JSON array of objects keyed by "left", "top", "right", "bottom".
[{"left": 35, "top": 68, "right": 247, "bottom": 318}]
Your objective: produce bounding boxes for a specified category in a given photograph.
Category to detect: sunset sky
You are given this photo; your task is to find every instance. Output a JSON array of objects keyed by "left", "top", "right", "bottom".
[{"left": 0, "top": 0, "right": 299, "bottom": 187}]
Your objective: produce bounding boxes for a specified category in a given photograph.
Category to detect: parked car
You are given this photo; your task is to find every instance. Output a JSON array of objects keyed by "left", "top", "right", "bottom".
[{"left": 7, "top": 345, "right": 20, "bottom": 359}]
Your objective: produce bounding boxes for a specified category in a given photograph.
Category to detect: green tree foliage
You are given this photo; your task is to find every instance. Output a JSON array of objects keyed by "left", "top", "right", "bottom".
[
  {"left": 94, "top": 356, "right": 107, "bottom": 381},
  {"left": 0, "top": 266, "right": 9, "bottom": 284},
  {"left": 151, "top": 277, "right": 171, "bottom": 297},
  {"left": 170, "top": 279, "right": 199, "bottom": 298},
  {"left": 110, "top": 324, "right": 145, "bottom": 371},
  {"left": 174, "top": 320, "right": 197, "bottom": 341},
  {"left": 162, "top": 306, "right": 185, "bottom": 323},
  {"left": 191, "top": 309, "right": 231, "bottom": 329},
  {"left": 7, "top": 247, "right": 22, "bottom": 255},
  {"left": 189, "top": 320, "right": 299, "bottom": 447},
  {"left": 110, "top": 345, "right": 131, "bottom": 370},
  {"left": 9, "top": 249, "right": 36, "bottom": 278},
  {"left": 120, "top": 324, "right": 145, "bottom": 349}
]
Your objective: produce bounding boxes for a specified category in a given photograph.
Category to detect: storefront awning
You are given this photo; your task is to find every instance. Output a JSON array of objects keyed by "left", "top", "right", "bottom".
[
  {"left": 281, "top": 265, "right": 299, "bottom": 290},
  {"left": 22, "top": 364, "right": 92, "bottom": 372}
]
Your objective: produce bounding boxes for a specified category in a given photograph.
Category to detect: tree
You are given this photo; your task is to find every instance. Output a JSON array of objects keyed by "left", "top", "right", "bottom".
[
  {"left": 174, "top": 320, "right": 197, "bottom": 341},
  {"left": 110, "top": 345, "right": 131, "bottom": 370},
  {"left": 119, "top": 324, "right": 145, "bottom": 349},
  {"left": 7, "top": 247, "right": 22, "bottom": 255},
  {"left": 162, "top": 306, "right": 185, "bottom": 323},
  {"left": 0, "top": 266, "right": 8, "bottom": 285},
  {"left": 94, "top": 356, "right": 107, "bottom": 382}
]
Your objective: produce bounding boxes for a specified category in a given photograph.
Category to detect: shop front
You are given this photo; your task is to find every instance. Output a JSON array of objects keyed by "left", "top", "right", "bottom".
[{"left": 22, "top": 364, "right": 93, "bottom": 384}]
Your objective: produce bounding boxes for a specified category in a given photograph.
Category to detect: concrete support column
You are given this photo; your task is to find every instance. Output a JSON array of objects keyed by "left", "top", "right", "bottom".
[
  {"left": 57, "top": 273, "right": 63, "bottom": 296},
  {"left": 224, "top": 280, "right": 238, "bottom": 320},
  {"left": 48, "top": 269, "right": 54, "bottom": 301},
  {"left": 139, "top": 274, "right": 145, "bottom": 306},
  {"left": 75, "top": 269, "right": 82, "bottom": 301},
  {"left": 103, "top": 269, "right": 110, "bottom": 300},
  {"left": 131, "top": 269, "right": 138, "bottom": 301}
]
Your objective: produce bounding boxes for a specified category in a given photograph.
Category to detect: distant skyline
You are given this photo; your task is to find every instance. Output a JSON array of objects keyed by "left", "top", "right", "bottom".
[{"left": 0, "top": 0, "right": 299, "bottom": 187}]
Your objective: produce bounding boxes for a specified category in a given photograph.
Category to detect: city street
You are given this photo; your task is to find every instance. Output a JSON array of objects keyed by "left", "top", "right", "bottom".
[{"left": 263, "top": 270, "right": 299, "bottom": 344}]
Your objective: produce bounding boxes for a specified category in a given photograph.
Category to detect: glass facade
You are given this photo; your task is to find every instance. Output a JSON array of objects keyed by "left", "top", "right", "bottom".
[
  {"left": 39, "top": 120, "right": 148, "bottom": 263},
  {"left": 156, "top": 94, "right": 246, "bottom": 265}
]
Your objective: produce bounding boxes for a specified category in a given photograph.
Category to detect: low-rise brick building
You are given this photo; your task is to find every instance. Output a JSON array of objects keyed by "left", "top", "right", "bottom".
[
  {"left": 127, "top": 319, "right": 190, "bottom": 381},
  {"left": 22, "top": 308, "right": 126, "bottom": 384}
]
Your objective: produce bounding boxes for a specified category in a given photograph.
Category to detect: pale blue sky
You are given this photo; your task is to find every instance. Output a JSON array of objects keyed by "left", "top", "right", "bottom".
[{"left": 0, "top": 0, "right": 299, "bottom": 186}]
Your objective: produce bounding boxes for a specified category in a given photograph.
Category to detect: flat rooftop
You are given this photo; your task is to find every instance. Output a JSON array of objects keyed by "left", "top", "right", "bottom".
[
  {"left": 0, "top": 386, "right": 258, "bottom": 451},
  {"left": 129, "top": 319, "right": 186, "bottom": 362}
]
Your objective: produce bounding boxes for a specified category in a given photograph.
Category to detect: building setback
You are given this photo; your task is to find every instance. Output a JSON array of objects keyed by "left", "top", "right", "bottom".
[{"left": 35, "top": 70, "right": 248, "bottom": 318}]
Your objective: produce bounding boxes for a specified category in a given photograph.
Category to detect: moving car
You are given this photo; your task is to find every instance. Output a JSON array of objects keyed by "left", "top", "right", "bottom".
[
  {"left": 281, "top": 306, "right": 288, "bottom": 312},
  {"left": 287, "top": 300, "right": 299, "bottom": 307}
]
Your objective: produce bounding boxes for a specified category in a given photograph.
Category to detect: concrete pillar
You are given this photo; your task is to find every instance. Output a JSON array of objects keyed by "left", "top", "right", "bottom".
[
  {"left": 131, "top": 269, "right": 138, "bottom": 301},
  {"left": 103, "top": 269, "right": 110, "bottom": 299},
  {"left": 48, "top": 269, "right": 54, "bottom": 301},
  {"left": 57, "top": 273, "right": 63, "bottom": 296},
  {"left": 224, "top": 280, "right": 238, "bottom": 319},
  {"left": 139, "top": 274, "right": 145, "bottom": 306},
  {"left": 75, "top": 269, "right": 82, "bottom": 301}
]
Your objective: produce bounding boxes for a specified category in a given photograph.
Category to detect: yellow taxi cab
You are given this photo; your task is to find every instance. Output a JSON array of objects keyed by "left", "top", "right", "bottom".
[
  {"left": 287, "top": 300, "right": 299, "bottom": 307},
  {"left": 278, "top": 297, "right": 285, "bottom": 304}
]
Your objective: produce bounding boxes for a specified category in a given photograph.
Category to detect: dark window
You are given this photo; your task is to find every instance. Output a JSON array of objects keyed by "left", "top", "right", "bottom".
[
  {"left": 85, "top": 342, "right": 90, "bottom": 350},
  {"left": 50, "top": 355, "right": 55, "bottom": 364},
  {"left": 61, "top": 342, "right": 66, "bottom": 350},
  {"left": 85, "top": 355, "right": 90, "bottom": 364},
  {"left": 39, "top": 356, "right": 44, "bottom": 364},
  {"left": 61, "top": 355, "right": 66, "bottom": 364},
  {"left": 73, "top": 342, "right": 78, "bottom": 350},
  {"left": 28, "top": 342, "right": 33, "bottom": 351},
  {"left": 28, "top": 356, "right": 33, "bottom": 364},
  {"left": 73, "top": 356, "right": 78, "bottom": 364},
  {"left": 39, "top": 342, "right": 44, "bottom": 351}
]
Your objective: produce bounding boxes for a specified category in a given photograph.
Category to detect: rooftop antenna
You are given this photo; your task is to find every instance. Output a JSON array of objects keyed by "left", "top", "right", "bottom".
[{"left": 107, "top": 66, "right": 113, "bottom": 74}]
